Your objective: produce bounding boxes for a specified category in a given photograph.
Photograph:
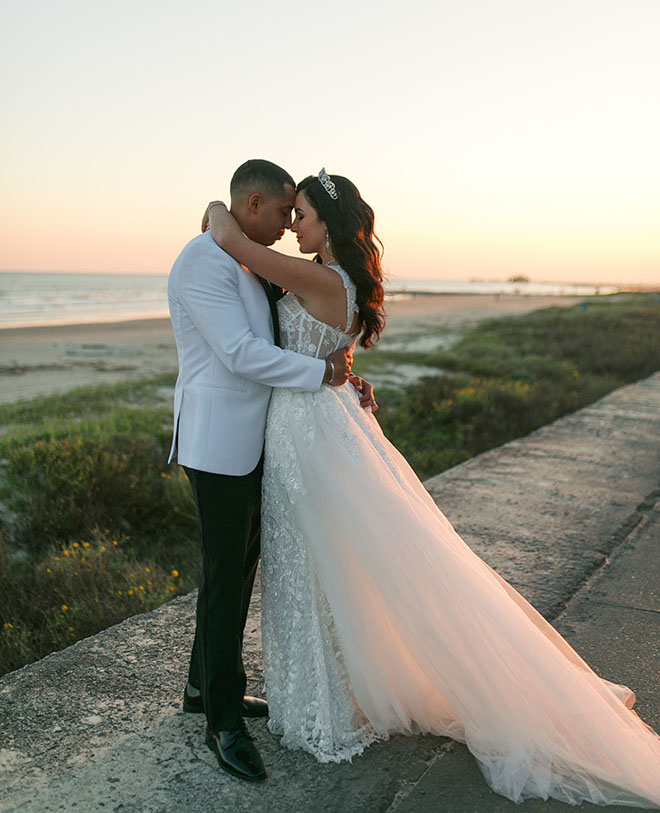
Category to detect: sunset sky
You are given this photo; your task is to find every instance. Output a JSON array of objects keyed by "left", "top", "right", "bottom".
[{"left": 1, "top": 0, "right": 658, "bottom": 285}]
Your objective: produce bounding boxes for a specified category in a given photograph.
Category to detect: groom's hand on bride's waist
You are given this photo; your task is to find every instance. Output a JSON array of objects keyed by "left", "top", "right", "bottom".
[
  {"left": 323, "top": 348, "right": 377, "bottom": 411},
  {"left": 324, "top": 346, "right": 353, "bottom": 386}
]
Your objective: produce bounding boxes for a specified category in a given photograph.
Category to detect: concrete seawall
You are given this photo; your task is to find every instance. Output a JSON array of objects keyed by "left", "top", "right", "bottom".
[{"left": 1, "top": 373, "right": 659, "bottom": 813}]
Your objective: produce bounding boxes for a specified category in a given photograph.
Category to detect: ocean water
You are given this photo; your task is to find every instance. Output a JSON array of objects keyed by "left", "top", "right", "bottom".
[
  {"left": 0, "top": 271, "right": 619, "bottom": 329},
  {"left": 0, "top": 272, "right": 170, "bottom": 329}
]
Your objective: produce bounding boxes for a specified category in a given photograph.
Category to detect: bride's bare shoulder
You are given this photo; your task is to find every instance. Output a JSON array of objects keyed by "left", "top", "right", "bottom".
[{"left": 297, "top": 265, "right": 353, "bottom": 330}]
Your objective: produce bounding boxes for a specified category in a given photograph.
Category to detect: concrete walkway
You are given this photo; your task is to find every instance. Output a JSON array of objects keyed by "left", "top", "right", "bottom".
[{"left": 1, "top": 374, "right": 659, "bottom": 813}]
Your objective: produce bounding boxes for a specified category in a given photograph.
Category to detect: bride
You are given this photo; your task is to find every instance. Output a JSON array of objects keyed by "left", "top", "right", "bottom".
[{"left": 204, "top": 170, "right": 660, "bottom": 807}]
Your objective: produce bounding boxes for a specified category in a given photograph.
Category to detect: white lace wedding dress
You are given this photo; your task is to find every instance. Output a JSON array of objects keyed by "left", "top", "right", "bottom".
[{"left": 260, "top": 265, "right": 660, "bottom": 807}]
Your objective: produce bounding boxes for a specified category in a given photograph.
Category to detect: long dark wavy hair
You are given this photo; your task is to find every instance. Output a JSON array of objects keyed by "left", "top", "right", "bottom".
[{"left": 297, "top": 173, "right": 385, "bottom": 349}]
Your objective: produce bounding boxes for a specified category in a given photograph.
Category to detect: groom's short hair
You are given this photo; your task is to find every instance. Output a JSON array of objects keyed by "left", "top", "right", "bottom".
[{"left": 230, "top": 159, "right": 295, "bottom": 201}]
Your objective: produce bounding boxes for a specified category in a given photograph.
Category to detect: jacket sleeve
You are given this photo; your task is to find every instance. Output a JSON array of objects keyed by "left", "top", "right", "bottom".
[{"left": 175, "top": 237, "right": 325, "bottom": 392}]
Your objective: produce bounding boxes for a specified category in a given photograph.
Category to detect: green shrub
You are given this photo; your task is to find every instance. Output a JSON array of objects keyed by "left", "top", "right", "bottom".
[
  {"left": 0, "top": 408, "right": 195, "bottom": 557},
  {"left": 376, "top": 295, "right": 660, "bottom": 479},
  {"left": 0, "top": 392, "right": 199, "bottom": 675},
  {"left": 0, "top": 528, "right": 195, "bottom": 676}
]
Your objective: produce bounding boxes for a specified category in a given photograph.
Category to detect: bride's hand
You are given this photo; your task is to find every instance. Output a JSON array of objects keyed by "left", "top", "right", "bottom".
[
  {"left": 205, "top": 202, "right": 245, "bottom": 250},
  {"left": 201, "top": 201, "right": 229, "bottom": 233},
  {"left": 349, "top": 375, "right": 378, "bottom": 413}
]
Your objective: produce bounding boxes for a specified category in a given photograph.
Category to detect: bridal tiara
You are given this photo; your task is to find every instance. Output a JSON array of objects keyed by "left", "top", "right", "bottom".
[{"left": 317, "top": 168, "right": 339, "bottom": 200}]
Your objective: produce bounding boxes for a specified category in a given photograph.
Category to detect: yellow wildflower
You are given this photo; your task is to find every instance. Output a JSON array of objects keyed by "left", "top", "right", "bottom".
[
  {"left": 118, "top": 590, "right": 123, "bottom": 596},
  {"left": 145, "top": 567, "right": 151, "bottom": 573},
  {"left": 3, "top": 622, "right": 13, "bottom": 629},
  {"left": 83, "top": 542, "right": 90, "bottom": 548},
  {"left": 73, "top": 543, "right": 79, "bottom": 548},
  {"left": 68, "top": 626, "right": 74, "bottom": 632},
  {"left": 46, "top": 568, "right": 52, "bottom": 573},
  {"left": 172, "top": 570, "right": 179, "bottom": 578},
  {"left": 128, "top": 589, "right": 134, "bottom": 596},
  {"left": 100, "top": 546, "right": 106, "bottom": 553},
  {"left": 61, "top": 604, "right": 69, "bottom": 612}
]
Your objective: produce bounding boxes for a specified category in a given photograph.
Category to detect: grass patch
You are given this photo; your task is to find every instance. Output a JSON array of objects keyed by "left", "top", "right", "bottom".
[
  {"left": 1, "top": 294, "right": 658, "bottom": 675},
  {"left": 0, "top": 530, "right": 188, "bottom": 674},
  {"left": 0, "top": 373, "right": 176, "bottom": 429},
  {"left": 0, "top": 381, "right": 197, "bottom": 676},
  {"left": 356, "top": 294, "right": 660, "bottom": 478}
]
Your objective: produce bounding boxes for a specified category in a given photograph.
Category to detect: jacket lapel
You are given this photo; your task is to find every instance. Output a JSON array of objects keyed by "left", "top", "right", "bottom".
[{"left": 254, "top": 274, "right": 281, "bottom": 347}]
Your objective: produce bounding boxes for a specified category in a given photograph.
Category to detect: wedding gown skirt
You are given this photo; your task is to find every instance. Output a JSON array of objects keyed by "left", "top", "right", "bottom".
[{"left": 260, "top": 278, "right": 660, "bottom": 808}]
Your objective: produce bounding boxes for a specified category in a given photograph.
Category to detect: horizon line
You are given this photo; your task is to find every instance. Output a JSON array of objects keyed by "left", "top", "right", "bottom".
[{"left": 0, "top": 268, "right": 654, "bottom": 289}]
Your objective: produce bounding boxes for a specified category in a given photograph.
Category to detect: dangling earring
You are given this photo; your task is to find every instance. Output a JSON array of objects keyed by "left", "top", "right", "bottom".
[{"left": 324, "top": 229, "right": 336, "bottom": 266}]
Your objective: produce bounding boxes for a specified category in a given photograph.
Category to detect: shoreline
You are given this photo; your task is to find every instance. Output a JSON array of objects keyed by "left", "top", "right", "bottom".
[
  {"left": 0, "top": 316, "right": 173, "bottom": 338},
  {"left": 0, "top": 291, "right": 585, "bottom": 333},
  {"left": 0, "top": 294, "right": 583, "bottom": 405}
]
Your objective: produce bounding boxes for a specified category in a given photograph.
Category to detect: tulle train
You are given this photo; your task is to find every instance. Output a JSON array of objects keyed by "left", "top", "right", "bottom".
[{"left": 261, "top": 383, "right": 660, "bottom": 807}]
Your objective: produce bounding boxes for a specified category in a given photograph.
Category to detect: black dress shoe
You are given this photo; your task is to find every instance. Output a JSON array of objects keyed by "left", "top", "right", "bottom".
[
  {"left": 183, "top": 685, "right": 268, "bottom": 718},
  {"left": 241, "top": 696, "right": 268, "bottom": 718},
  {"left": 205, "top": 723, "right": 267, "bottom": 782},
  {"left": 183, "top": 684, "right": 204, "bottom": 714}
]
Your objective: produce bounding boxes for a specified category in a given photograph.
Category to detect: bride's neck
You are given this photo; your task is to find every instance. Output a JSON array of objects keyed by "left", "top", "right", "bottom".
[{"left": 318, "top": 249, "right": 338, "bottom": 266}]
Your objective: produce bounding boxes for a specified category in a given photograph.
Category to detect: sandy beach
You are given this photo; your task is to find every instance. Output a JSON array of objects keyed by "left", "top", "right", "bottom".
[{"left": 0, "top": 294, "right": 581, "bottom": 404}]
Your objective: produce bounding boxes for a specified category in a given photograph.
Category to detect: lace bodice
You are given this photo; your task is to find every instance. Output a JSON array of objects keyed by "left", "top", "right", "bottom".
[{"left": 277, "top": 265, "right": 358, "bottom": 357}]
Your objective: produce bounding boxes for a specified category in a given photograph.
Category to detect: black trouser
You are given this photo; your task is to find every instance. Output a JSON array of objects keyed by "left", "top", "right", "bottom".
[{"left": 184, "top": 458, "right": 263, "bottom": 732}]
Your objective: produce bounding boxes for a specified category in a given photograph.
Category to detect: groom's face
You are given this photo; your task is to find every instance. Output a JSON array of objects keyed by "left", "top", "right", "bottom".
[{"left": 251, "top": 183, "right": 296, "bottom": 246}]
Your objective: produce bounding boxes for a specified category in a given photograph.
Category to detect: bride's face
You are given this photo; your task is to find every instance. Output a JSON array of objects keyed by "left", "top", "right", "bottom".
[{"left": 291, "top": 191, "right": 326, "bottom": 255}]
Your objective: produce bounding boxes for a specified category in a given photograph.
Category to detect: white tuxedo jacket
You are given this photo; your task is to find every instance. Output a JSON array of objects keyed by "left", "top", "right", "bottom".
[{"left": 168, "top": 231, "right": 325, "bottom": 475}]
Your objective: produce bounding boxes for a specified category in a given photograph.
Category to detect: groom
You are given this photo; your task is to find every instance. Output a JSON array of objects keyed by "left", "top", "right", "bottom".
[{"left": 168, "top": 159, "right": 368, "bottom": 782}]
